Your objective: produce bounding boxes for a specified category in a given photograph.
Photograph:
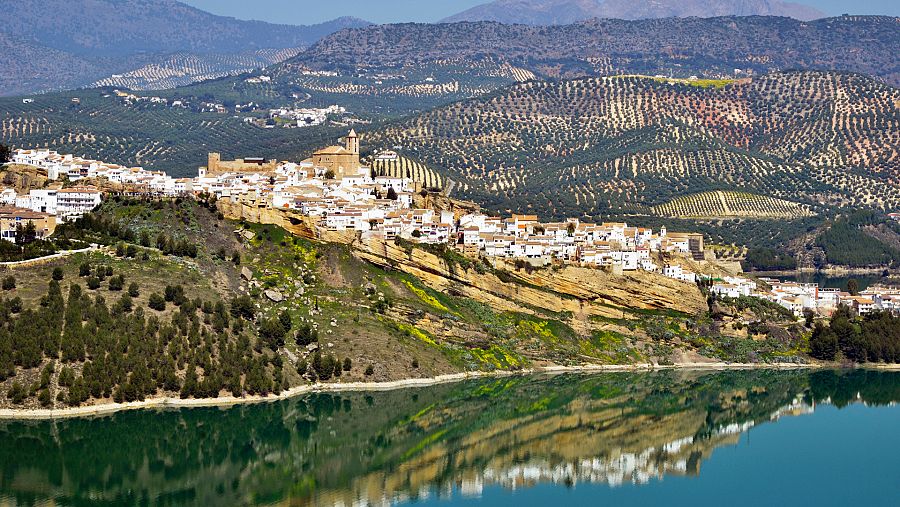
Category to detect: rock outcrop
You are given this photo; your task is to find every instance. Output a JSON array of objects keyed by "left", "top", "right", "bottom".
[{"left": 353, "top": 237, "right": 706, "bottom": 329}]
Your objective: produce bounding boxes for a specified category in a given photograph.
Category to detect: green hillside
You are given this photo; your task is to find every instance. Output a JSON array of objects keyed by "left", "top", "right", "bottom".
[
  {"left": 0, "top": 89, "right": 346, "bottom": 177},
  {"left": 365, "top": 72, "right": 900, "bottom": 220}
]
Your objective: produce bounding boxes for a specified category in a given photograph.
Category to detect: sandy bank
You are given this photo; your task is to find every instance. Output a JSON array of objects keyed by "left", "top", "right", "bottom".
[{"left": 0, "top": 361, "right": 852, "bottom": 420}]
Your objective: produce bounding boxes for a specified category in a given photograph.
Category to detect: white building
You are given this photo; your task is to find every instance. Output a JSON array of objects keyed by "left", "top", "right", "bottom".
[{"left": 56, "top": 186, "right": 102, "bottom": 220}]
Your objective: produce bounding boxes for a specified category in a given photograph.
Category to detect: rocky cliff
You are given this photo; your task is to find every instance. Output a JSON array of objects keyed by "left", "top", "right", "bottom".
[{"left": 353, "top": 236, "right": 706, "bottom": 330}]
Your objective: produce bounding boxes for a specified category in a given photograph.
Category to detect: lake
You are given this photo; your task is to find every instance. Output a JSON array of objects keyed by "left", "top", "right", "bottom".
[{"left": 0, "top": 369, "right": 898, "bottom": 506}]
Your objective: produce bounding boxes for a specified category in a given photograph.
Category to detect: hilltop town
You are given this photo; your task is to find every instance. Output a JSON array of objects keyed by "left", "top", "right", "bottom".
[{"left": 5, "top": 131, "right": 900, "bottom": 322}]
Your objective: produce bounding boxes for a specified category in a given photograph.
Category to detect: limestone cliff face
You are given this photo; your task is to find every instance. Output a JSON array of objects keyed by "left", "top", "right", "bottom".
[
  {"left": 217, "top": 198, "right": 318, "bottom": 240},
  {"left": 353, "top": 236, "right": 706, "bottom": 326}
]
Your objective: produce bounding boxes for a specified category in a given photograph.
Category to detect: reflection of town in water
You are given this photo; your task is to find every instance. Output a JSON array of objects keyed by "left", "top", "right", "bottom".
[{"left": 0, "top": 370, "right": 897, "bottom": 506}]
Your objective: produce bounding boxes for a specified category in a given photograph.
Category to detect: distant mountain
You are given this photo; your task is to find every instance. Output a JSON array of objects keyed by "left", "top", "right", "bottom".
[
  {"left": 293, "top": 16, "right": 900, "bottom": 91},
  {"left": 442, "top": 0, "right": 825, "bottom": 24},
  {"left": 0, "top": 0, "right": 371, "bottom": 95}
]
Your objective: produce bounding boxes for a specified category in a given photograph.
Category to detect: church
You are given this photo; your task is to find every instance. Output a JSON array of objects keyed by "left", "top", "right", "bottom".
[{"left": 305, "top": 129, "right": 365, "bottom": 179}]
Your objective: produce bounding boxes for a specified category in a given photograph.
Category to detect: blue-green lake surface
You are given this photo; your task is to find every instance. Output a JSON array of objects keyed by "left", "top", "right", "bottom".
[{"left": 0, "top": 369, "right": 898, "bottom": 506}]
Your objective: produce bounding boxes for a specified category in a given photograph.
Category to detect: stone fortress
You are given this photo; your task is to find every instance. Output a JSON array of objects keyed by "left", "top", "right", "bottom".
[{"left": 200, "top": 130, "right": 363, "bottom": 179}]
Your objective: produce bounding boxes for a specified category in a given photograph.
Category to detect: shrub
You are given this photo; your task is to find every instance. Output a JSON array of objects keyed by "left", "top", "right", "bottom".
[
  {"left": 343, "top": 357, "right": 352, "bottom": 371},
  {"left": 119, "top": 294, "right": 133, "bottom": 312},
  {"left": 148, "top": 293, "right": 166, "bottom": 311},
  {"left": 258, "top": 318, "right": 287, "bottom": 349},
  {"left": 295, "top": 323, "right": 319, "bottom": 346},
  {"left": 108, "top": 275, "right": 124, "bottom": 291},
  {"left": 86, "top": 276, "right": 101, "bottom": 290},
  {"left": 365, "top": 365, "right": 374, "bottom": 376},
  {"left": 230, "top": 295, "right": 255, "bottom": 320},
  {"left": 38, "top": 389, "right": 52, "bottom": 407},
  {"left": 1, "top": 276, "right": 15, "bottom": 290},
  {"left": 79, "top": 263, "right": 91, "bottom": 276},
  {"left": 52, "top": 267, "right": 64, "bottom": 281},
  {"left": 128, "top": 282, "right": 140, "bottom": 297}
]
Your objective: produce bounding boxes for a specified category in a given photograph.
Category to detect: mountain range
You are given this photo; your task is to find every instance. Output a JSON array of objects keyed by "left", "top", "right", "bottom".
[
  {"left": 0, "top": 0, "right": 370, "bottom": 96},
  {"left": 441, "top": 0, "right": 825, "bottom": 24},
  {"left": 291, "top": 15, "right": 900, "bottom": 93}
]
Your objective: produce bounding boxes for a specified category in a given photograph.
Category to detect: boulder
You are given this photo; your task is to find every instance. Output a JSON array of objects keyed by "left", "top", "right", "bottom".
[
  {"left": 264, "top": 289, "right": 283, "bottom": 302},
  {"left": 241, "top": 266, "right": 253, "bottom": 280}
]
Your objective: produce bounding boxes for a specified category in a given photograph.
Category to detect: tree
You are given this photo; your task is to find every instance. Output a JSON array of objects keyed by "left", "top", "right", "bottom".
[
  {"left": 52, "top": 267, "right": 64, "bottom": 281},
  {"left": 1, "top": 276, "right": 15, "bottom": 290},
  {"left": 108, "top": 275, "right": 124, "bottom": 291},
  {"left": 847, "top": 278, "right": 860, "bottom": 296},
  {"left": 86, "top": 276, "right": 101, "bottom": 290},
  {"left": 0, "top": 143, "right": 10, "bottom": 164},
  {"left": 295, "top": 323, "right": 318, "bottom": 346},
  {"left": 230, "top": 295, "right": 255, "bottom": 320},
  {"left": 343, "top": 357, "right": 352, "bottom": 371},
  {"left": 278, "top": 309, "right": 292, "bottom": 331},
  {"left": 128, "top": 282, "right": 140, "bottom": 297},
  {"left": 148, "top": 293, "right": 166, "bottom": 311},
  {"left": 118, "top": 293, "right": 133, "bottom": 312},
  {"left": 79, "top": 263, "right": 91, "bottom": 277},
  {"left": 15, "top": 221, "right": 36, "bottom": 245},
  {"left": 258, "top": 318, "right": 287, "bottom": 349},
  {"left": 803, "top": 308, "right": 815, "bottom": 328},
  {"left": 810, "top": 322, "right": 839, "bottom": 361},
  {"left": 386, "top": 187, "right": 398, "bottom": 200}
]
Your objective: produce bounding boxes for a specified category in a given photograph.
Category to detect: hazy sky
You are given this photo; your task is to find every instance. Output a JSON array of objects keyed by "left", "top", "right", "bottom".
[{"left": 181, "top": 0, "right": 900, "bottom": 25}]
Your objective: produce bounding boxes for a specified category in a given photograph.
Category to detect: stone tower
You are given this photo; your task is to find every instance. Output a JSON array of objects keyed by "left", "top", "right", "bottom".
[
  {"left": 208, "top": 152, "right": 221, "bottom": 174},
  {"left": 346, "top": 129, "right": 359, "bottom": 155}
]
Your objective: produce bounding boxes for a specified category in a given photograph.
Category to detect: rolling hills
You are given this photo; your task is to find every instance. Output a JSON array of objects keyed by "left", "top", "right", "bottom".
[
  {"left": 0, "top": 0, "right": 370, "bottom": 96},
  {"left": 0, "top": 89, "right": 347, "bottom": 176},
  {"left": 442, "top": 0, "right": 825, "bottom": 24},
  {"left": 364, "top": 71, "right": 900, "bottom": 220}
]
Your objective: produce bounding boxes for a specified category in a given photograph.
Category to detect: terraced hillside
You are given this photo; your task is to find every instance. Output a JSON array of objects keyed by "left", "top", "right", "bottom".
[
  {"left": 163, "top": 15, "right": 899, "bottom": 119},
  {"left": 365, "top": 72, "right": 900, "bottom": 219},
  {"left": 89, "top": 49, "right": 304, "bottom": 91},
  {"left": 268, "top": 56, "right": 538, "bottom": 116},
  {"left": 653, "top": 191, "right": 816, "bottom": 219},
  {"left": 0, "top": 90, "right": 345, "bottom": 177},
  {"left": 369, "top": 154, "right": 445, "bottom": 190}
]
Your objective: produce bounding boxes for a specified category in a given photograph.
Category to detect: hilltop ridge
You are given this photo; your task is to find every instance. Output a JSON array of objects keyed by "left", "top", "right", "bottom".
[
  {"left": 442, "top": 0, "right": 825, "bottom": 24},
  {"left": 0, "top": 0, "right": 371, "bottom": 95}
]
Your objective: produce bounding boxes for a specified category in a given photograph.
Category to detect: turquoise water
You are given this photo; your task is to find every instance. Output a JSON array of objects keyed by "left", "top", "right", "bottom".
[{"left": 0, "top": 369, "right": 897, "bottom": 506}]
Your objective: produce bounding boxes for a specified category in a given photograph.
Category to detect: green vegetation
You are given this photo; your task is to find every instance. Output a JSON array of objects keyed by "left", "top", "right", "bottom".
[
  {"left": 0, "top": 91, "right": 348, "bottom": 178},
  {"left": 653, "top": 191, "right": 813, "bottom": 219},
  {"left": 816, "top": 214, "right": 900, "bottom": 268},
  {"left": 744, "top": 248, "right": 798, "bottom": 271},
  {"left": 810, "top": 306, "right": 900, "bottom": 363}
]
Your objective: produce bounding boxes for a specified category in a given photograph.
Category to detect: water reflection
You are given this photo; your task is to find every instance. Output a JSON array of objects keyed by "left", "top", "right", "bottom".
[{"left": 0, "top": 370, "right": 897, "bottom": 506}]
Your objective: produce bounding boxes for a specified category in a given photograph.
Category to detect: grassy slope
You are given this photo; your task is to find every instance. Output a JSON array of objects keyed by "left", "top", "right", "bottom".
[{"left": 0, "top": 198, "right": 817, "bottom": 409}]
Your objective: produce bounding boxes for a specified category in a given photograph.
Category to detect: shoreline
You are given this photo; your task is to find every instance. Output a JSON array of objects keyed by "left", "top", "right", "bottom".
[{"left": 0, "top": 362, "right": 835, "bottom": 421}]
